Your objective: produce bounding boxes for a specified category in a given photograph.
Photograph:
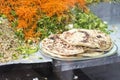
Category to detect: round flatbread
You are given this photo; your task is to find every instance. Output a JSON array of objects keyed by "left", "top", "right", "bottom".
[
  {"left": 41, "top": 34, "right": 84, "bottom": 56},
  {"left": 80, "top": 51, "right": 104, "bottom": 57},
  {"left": 59, "top": 29, "right": 113, "bottom": 51},
  {"left": 91, "top": 30, "right": 113, "bottom": 51},
  {"left": 59, "top": 29, "right": 91, "bottom": 46},
  {"left": 41, "top": 47, "right": 83, "bottom": 59}
]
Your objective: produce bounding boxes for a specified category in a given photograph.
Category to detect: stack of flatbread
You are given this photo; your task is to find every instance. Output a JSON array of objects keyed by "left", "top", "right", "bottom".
[{"left": 41, "top": 29, "right": 113, "bottom": 59}]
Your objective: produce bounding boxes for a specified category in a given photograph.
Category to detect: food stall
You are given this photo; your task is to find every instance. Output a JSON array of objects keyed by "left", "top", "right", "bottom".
[{"left": 0, "top": 0, "right": 120, "bottom": 80}]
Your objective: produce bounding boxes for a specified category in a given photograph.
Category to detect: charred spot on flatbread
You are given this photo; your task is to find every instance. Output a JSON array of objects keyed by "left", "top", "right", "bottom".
[
  {"left": 79, "top": 31, "right": 89, "bottom": 42},
  {"left": 81, "top": 51, "right": 104, "bottom": 57},
  {"left": 96, "top": 35, "right": 102, "bottom": 38}
]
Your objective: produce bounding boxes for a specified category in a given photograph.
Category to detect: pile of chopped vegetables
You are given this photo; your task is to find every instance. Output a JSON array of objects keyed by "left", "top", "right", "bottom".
[
  {"left": 0, "top": 0, "right": 113, "bottom": 42},
  {"left": 0, "top": 17, "right": 20, "bottom": 62},
  {"left": 0, "top": 0, "right": 88, "bottom": 42},
  {"left": 0, "top": 0, "right": 116, "bottom": 62},
  {"left": 0, "top": 17, "right": 38, "bottom": 63}
]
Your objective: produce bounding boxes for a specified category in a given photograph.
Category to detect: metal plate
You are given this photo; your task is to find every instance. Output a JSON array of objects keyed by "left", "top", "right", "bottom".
[{"left": 39, "top": 43, "right": 118, "bottom": 61}]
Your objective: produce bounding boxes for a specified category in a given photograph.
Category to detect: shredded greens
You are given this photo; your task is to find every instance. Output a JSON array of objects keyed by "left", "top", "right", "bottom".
[
  {"left": 0, "top": 16, "right": 39, "bottom": 62},
  {"left": 37, "top": 5, "right": 110, "bottom": 40},
  {"left": 17, "top": 44, "right": 39, "bottom": 58},
  {"left": 70, "top": 6, "right": 110, "bottom": 34}
]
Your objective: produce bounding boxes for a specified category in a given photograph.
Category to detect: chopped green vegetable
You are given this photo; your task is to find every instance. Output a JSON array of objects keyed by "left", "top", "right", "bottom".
[
  {"left": 37, "top": 6, "right": 110, "bottom": 40},
  {"left": 0, "top": 53, "right": 4, "bottom": 58},
  {"left": 15, "top": 29, "right": 24, "bottom": 40},
  {"left": 1, "top": 14, "right": 7, "bottom": 19},
  {"left": 17, "top": 45, "right": 39, "bottom": 58},
  {"left": 39, "top": 57, "right": 43, "bottom": 59},
  {"left": 0, "top": 20, "right": 2, "bottom": 24},
  {"left": 11, "top": 20, "right": 18, "bottom": 28},
  {"left": 69, "top": 6, "right": 110, "bottom": 34},
  {"left": 37, "top": 15, "right": 69, "bottom": 40},
  {"left": 10, "top": 10, "right": 16, "bottom": 17},
  {"left": 12, "top": 53, "right": 19, "bottom": 60},
  {"left": 0, "top": 31, "right": 2, "bottom": 35}
]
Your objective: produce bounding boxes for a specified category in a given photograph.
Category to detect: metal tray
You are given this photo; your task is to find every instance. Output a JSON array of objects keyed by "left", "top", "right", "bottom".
[
  {"left": 0, "top": 50, "right": 52, "bottom": 66},
  {"left": 39, "top": 43, "right": 118, "bottom": 61}
]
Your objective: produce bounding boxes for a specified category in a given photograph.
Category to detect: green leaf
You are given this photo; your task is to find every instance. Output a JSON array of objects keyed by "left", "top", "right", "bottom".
[
  {"left": 11, "top": 20, "right": 18, "bottom": 27},
  {"left": 10, "top": 10, "right": 16, "bottom": 17}
]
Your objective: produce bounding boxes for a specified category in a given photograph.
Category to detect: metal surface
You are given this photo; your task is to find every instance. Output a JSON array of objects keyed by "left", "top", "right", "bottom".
[
  {"left": 40, "top": 43, "right": 117, "bottom": 61},
  {"left": 0, "top": 51, "right": 52, "bottom": 66}
]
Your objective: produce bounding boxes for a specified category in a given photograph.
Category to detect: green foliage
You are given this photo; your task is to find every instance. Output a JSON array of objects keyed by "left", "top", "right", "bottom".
[
  {"left": 37, "top": 15, "right": 69, "bottom": 40},
  {"left": 0, "top": 53, "right": 4, "bottom": 58},
  {"left": 70, "top": 6, "right": 109, "bottom": 34},
  {"left": 17, "top": 45, "right": 39, "bottom": 58},
  {"left": 11, "top": 20, "right": 18, "bottom": 27},
  {"left": 37, "top": 5, "right": 110, "bottom": 40},
  {"left": 10, "top": 10, "right": 17, "bottom": 17},
  {"left": 15, "top": 29, "right": 24, "bottom": 40},
  {"left": 86, "top": 0, "right": 101, "bottom": 4},
  {"left": 0, "top": 14, "right": 7, "bottom": 19}
]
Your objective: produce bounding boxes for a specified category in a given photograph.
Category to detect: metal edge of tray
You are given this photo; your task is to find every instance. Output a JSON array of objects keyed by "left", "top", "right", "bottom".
[{"left": 39, "top": 42, "right": 118, "bottom": 61}]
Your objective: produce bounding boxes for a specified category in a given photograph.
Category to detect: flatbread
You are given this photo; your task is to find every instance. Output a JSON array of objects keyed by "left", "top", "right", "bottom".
[
  {"left": 41, "top": 34, "right": 84, "bottom": 56},
  {"left": 59, "top": 29, "right": 92, "bottom": 47},
  {"left": 84, "top": 42, "right": 113, "bottom": 52},
  {"left": 40, "top": 29, "right": 113, "bottom": 59},
  {"left": 41, "top": 47, "right": 83, "bottom": 59},
  {"left": 80, "top": 51, "right": 104, "bottom": 57},
  {"left": 59, "top": 29, "right": 113, "bottom": 51},
  {"left": 41, "top": 46, "right": 104, "bottom": 59},
  {"left": 91, "top": 30, "right": 113, "bottom": 51}
]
